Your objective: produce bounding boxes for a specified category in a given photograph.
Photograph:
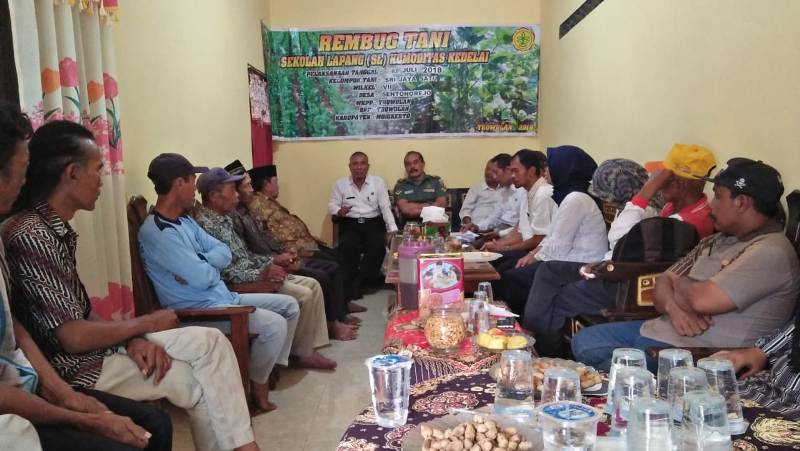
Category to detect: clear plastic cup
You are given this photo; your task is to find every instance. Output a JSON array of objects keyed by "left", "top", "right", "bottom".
[
  {"left": 493, "top": 350, "right": 535, "bottom": 418},
  {"left": 364, "top": 354, "right": 413, "bottom": 428},
  {"left": 541, "top": 367, "right": 582, "bottom": 404},
  {"left": 667, "top": 367, "right": 709, "bottom": 433},
  {"left": 606, "top": 348, "right": 647, "bottom": 413},
  {"left": 612, "top": 366, "right": 655, "bottom": 433},
  {"left": 697, "top": 357, "right": 748, "bottom": 435},
  {"left": 476, "top": 281, "right": 495, "bottom": 304},
  {"left": 680, "top": 391, "right": 732, "bottom": 451},
  {"left": 657, "top": 348, "right": 693, "bottom": 399},
  {"left": 539, "top": 401, "right": 601, "bottom": 451},
  {"left": 627, "top": 398, "right": 673, "bottom": 451}
]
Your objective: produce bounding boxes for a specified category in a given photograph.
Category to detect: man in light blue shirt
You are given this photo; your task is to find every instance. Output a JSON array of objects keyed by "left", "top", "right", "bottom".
[{"left": 138, "top": 153, "right": 297, "bottom": 412}]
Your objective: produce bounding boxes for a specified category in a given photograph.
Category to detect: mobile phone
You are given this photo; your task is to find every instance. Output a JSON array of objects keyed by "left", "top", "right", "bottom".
[{"left": 495, "top": 316, "right": 516, "bottom": 329}]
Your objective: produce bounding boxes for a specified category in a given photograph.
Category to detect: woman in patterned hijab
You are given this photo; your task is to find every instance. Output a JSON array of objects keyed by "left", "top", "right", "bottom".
[{"left": 588, "top": 158, "right": 649, "bottom": 206}]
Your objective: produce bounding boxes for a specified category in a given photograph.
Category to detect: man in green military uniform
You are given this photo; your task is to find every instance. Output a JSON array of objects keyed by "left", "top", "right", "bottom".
[{"left": 393, "top": 151, "right": 448, "bottom": 224}]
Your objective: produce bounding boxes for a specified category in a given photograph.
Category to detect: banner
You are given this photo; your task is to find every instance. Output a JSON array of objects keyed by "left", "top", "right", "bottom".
[{"left": 262, "top": 25, "right": 540, "bottom": 140}]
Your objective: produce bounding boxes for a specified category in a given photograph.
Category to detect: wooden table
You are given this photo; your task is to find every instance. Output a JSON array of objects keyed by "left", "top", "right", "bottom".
[{"left": 384, "top": 236, "right": 500, "bottom": 293}]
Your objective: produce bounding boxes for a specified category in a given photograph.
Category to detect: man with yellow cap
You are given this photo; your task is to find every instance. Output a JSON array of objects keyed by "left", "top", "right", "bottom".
[{"left": 617, "top": 143, "right": 717, "bottom": 240}]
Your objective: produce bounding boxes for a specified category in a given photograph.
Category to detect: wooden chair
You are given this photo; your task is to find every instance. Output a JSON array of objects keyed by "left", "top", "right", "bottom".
[
  {"left": 127, "top": 196, "right": 255, "bottom": 390},
  {"left": 447, "top": 188, "right": 470, "bottom": 231}
]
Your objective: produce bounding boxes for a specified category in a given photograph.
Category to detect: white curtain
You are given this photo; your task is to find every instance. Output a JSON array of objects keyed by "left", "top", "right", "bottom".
[{"left": 10, "top": 0, "right": 132, "bottom": 320}]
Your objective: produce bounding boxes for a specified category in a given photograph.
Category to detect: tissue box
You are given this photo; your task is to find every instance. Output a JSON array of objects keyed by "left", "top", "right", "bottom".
[{"left": 417, "top": 254, "right": 464, "bottom": 318}]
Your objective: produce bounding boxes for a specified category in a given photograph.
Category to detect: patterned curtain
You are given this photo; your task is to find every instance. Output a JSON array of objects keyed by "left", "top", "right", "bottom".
[{"left": 9, "top": 0, "right": 132, "bottom": 320}]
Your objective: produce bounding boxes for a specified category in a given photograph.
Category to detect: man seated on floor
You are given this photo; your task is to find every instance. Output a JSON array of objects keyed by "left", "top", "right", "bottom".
[
  {"left": 459, "top": 157, "right": 501, "bottom": 231},
  {"left": 481, "top": 149, "right": 556, "bottom": 269},
  {"left": 246, "top": 165, "right": 367, "bottom": 313},
  {"left": 462, "top": 153, "right": 524, "bottom": 236},
  {"left": 137, "top": 154, "right": 297, "bottom": 412},
  {"left": 0, "top": 103, "right": 171, "bottom": 451},
  {"left": 571, "top": 158, "right": 800, "bottom": 372},
  {"left": 226, "top": 160, "right": 358, "bottom": 340},
  {"left": 393, "top": 150, "right": 447, "bottom": 226},
  {"left": 524, "top": 145, "right": 717, "bottom": 356},
  {"left": 194, "top": 167, "right": 336, "bottom": 371},
  {"left": 4, "top": 124, "right": 261, "bottom": 450},
  {"left": 714, "top": 319, "right": 800, "bottom": 420},
  {"left": 328, "top": 151, "right": 397, "bottom": 299}
]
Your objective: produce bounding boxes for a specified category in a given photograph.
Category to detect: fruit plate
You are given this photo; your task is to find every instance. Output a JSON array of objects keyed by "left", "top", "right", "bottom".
[
  {"left": 490, "top": 358, "right": 607, "bottom": 396},
  {"left": 462, "top": 251, "right": 503, "bottom": 263},
  {"left": 476, "top": 331, "right": 536, "bottom": 354},
  {"left": 401, "top": 408, "right": 542, "bottom": 451}
]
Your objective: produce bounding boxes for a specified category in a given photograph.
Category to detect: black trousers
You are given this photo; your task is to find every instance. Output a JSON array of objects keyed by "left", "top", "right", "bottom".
[
  {"left": 297, "top": 256, "right": 348, "bottom": 321},
  {"left": 35, "top": 388, "right": 172, "bottom": 451},
  {"left": 336, "top": 217, "right": 387, "bottom": 299},
  {"left": 521, "top": 260, "right": 614, "bottom": 357},
  {"left": 489, "top": 250, "right": 530, "bottom": 314}
]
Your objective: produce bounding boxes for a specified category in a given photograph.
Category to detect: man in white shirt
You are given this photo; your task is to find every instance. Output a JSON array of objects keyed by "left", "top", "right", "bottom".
[
  {"left": 481, "top": 149, "right": 556, "bottom": 259},
  {"left": 462, "top": 153, "right": 524, "bottom": 235},
  {"left": 329, "top": 152, "right": 398, "bottom": 298},
  {"left": 459, "top": 158, "right": 501, "bottom": 230}
]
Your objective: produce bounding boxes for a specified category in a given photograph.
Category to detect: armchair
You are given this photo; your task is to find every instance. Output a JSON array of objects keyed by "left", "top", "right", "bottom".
[{"left": 127, "top": 196, "right": 255, "bottom": 391}]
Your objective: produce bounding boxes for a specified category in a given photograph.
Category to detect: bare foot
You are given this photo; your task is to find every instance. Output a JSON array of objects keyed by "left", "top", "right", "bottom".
[
  {"left": 234, "top": 442, "right": 260, "bottom": 451},
  {"left": 330, "top": 321, "right": 358, "bottom": 341},
  {"left": 347, "top": 302, "right": 367, "bottom": 313},
  {"left": 343, "top": 315, "right": 362, "bottom": 326},
  {"left": 251, "top": 380, "right": 277, "bottom": 413},
  {"left": 268, "top": 369, "right": 280, "bottom": 390},
  {"left": 293, "top": 352, "right": 337, "bottom": 370}
]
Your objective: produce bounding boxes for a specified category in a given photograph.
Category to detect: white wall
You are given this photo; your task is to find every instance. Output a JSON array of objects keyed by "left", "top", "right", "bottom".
[
  {"left": 115, "top": 0, "right": 270, "bottom": 199},
  {"left": 539, "top": 0, "right": 800, "bottom": 192}
]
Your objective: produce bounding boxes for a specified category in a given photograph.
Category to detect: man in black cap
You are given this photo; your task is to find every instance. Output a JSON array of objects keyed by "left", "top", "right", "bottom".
[
  {"left": 572, "top": 158, "right": 800, "bottom": 372},
  {"left": 225, "top": 160, "right": 359, "bottom": 340}
]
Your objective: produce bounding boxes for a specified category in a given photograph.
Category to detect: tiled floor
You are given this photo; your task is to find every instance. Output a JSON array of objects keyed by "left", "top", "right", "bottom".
[{"left": 169, "top": 289, "right": 392, "bottom": 451}]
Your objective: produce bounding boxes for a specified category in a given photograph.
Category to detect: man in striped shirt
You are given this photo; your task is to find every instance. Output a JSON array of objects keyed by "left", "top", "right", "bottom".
[
  {"left": 715, "top": 321, "right": 800, "bottom": 419},
  {"left": 0, "top": 103, "right": 172, "bottom": 451},
  {"left": 4, "top": 121, "right": 261, "bottom": 451}
]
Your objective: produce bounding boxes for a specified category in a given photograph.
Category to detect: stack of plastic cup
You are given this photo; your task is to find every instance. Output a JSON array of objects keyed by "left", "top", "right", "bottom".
[
  {"left": 667, "top": 367, "right": 709, "bottom": 424},
  {"left": 468, "top": 291, "right": 491, "bottom": 336},
  {"left": 680, "top": 391, "right": 732, "bottom": 450},
  {"left": 494, "top": 350, "right": 535, "bottom": 418},
  {"left": 476, "top": 281, "right": 494, "bottom": 304},
  {"left": 667, "top": 367, "right": 709, "bottom": 444},
  {"left": 612, "top": 366, "right": 655, "bottom": 433},
  {"left": 606, "top": 348, "right": 647, "bottom": 414},
  {"left": 697, "top": 357, "right": 748, "bottom": 435},
  {"left": 657, "top": 348, "right": 693, "bottom": 399},
  {"left": 364, "top": 355, "right": 413, "bottom": 428},
  {"left": 541, "top": 367, "right": 582, "bottom": 404},
  {"left": 627, "top": 398, "right": 673, "bottom": 451}
]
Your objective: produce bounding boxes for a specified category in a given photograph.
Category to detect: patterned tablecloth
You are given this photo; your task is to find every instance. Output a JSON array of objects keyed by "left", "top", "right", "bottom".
[
  {"left": 342, "top": 309, "right": 800, "bottom": 450},
  {"left": 337, "top": 370, "right": 800, "bottom": 451},
  {"left": 383, "top": 309, "right": 503, "bottom": 383}
]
